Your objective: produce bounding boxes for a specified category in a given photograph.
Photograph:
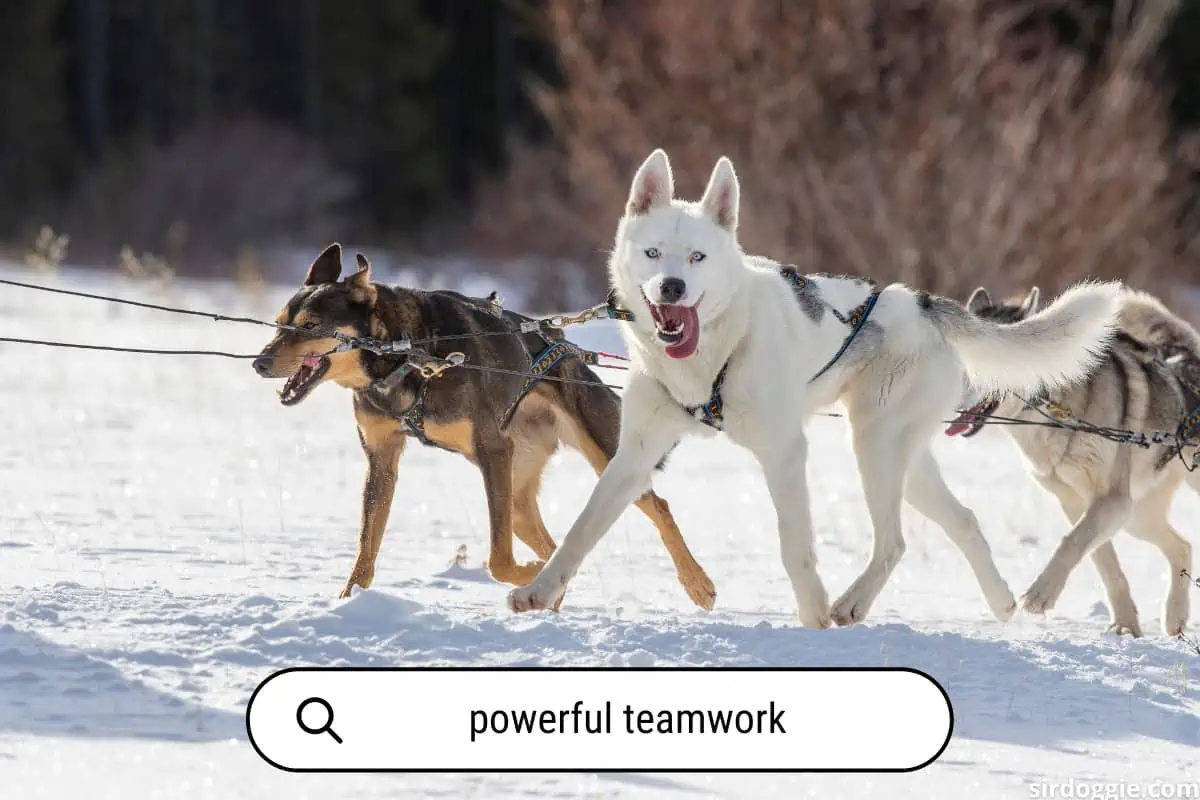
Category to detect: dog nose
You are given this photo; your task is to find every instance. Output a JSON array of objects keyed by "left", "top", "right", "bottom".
[
  {"left": 659, "top": 277, "right": 686, "bottom": 304},
  {"left": 252, "top": 356, "right": 273, "bottom": 377}
]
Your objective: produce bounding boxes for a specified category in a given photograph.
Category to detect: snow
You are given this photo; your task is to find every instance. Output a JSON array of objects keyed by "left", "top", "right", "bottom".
[{"left": 0, "top": 265, "right": 1197, "bottom": 798}]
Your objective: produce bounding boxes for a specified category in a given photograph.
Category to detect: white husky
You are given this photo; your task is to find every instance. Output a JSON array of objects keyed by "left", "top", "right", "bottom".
[{"left": 508, "top": 149, "right": 1121, "bottom": 627}]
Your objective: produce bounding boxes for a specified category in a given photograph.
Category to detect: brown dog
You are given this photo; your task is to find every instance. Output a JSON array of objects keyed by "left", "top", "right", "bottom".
[{"left": 252, "top": 243, "right": 716, "bottom": 609}]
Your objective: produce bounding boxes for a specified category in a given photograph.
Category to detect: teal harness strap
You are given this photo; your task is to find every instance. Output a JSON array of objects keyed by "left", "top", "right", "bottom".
[
  {"left": 499, "top": 338, "right": 600, "bottom": 429},
  {"left": 684, "top": 363, "right": 729, "bottom": 430},
  {"left": 809, "top": 291, "right": 880, "bottom": 384},
  {"left": 672, "top": 268, "right": 881, "bottom": 430},
  {"left": 781, "top": 266, "right": 880, "bottom": 383},
  {"left": 604, "top": 289, "right": 636, "bottom": 322},
  {"left": 397, "top": 379, "right": 433, "bottom": 445}
]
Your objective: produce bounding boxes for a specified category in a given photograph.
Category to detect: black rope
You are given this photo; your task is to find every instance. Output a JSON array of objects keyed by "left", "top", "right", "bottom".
[
  {"left": 0, "top": 276, "right": 618, "bottom": 357},
  {"left": 0, "top": 336, "right": 256, "bottom": 359},
  {"left": 2, "top": 276, "right": 1193, "bottom": 455},
  {"left": 453, "top": 361, "right": 623, "bottom": 391},
  {"left": 0, "top": 277, "right": 278, "bottom": 329}
]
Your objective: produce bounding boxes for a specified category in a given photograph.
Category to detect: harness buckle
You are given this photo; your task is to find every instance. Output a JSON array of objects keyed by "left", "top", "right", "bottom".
[
  {"left": 1046, "top": 402, "right": 1074, "bottom": 421},
  {"left": 419, "top": 352, "right": 466, "bottom": 379},
  {"left": 547, "top": 307, "right": 603, "bottom": 330}
]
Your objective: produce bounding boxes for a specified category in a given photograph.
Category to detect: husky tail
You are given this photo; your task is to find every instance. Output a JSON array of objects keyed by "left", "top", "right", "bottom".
[{"left": 930, "top": 281, "right": 1122, "bottom": 393}]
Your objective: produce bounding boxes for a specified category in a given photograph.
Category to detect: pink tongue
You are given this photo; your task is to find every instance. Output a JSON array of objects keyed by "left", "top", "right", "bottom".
[
  {"left": 944, "top": 418, "right": 971, "bottom": 436},
  {"left": 657, "top": 304, "right": 700, "bottom": 359},
  {"left": 302, "top": 355, "right": 322, "bottom": 369},
  {"left": 944, "top": 408, "right": 982, "bottom": 437}
]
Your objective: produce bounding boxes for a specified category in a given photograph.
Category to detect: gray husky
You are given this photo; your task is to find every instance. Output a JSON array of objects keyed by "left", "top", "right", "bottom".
[{"left": 949, "top": 287, "right": 1199, "bottom": 636}]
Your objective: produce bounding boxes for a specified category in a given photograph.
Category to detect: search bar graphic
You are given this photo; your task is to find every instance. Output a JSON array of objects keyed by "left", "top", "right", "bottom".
[{"left": 246, "top": 667, "right": 952, "bottom": 773}]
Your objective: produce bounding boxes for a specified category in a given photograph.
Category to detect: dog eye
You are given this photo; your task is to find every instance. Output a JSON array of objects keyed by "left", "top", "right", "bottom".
[
  {"left": 689, "top": 251, "right": 706, "bottom": 264},
  {"left": 302, "top": 322, "right": 319, "bottom": 330},
  {"left": 644, "top": 247, "right": 660, "bottom": 259}
]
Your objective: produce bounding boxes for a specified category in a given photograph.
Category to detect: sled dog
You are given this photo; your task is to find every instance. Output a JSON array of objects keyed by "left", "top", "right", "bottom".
[
  {"left": 508, "top": 149, "right": 1120, "bottom": 627},
  {"left": 948, "top": 287, "right": 1198, "bottom": 636},
  {"left": 252, "top": 243, "right": 715, "bottom": 608}
]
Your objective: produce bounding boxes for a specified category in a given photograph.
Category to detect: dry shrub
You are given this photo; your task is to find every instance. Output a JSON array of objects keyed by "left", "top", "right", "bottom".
[
  {"left": 475, "top": 0, "right": 1198, "bottom": 301},
  {"left": 52, "top": 116, "right": 356, "bottom": 279},
  {"left": 24, "top": 225, "right": 69, "bottom": 275}
]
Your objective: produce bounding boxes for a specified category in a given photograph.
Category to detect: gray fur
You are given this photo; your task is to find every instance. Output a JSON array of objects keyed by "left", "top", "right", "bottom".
[
  {"left": 791, "top": 278, "right": 826, "bottom": 323},
  {"left": 958, "top": 286, "right": 1199, "bottom": 636}
]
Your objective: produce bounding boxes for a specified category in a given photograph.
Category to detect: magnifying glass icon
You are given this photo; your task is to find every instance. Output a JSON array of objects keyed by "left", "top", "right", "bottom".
[{"left": 296, "top": 697, "right": 343, "bottom": 744}]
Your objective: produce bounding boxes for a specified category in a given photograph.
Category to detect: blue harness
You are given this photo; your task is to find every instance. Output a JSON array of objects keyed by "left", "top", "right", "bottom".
[{"left": 499, "top": 337, "right": 599, "bottom": 428}]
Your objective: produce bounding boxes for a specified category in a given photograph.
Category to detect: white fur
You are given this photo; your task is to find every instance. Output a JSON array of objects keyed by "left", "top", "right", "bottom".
[{"left": 508, "top": 150, "right": 1121, "bottom": 627}]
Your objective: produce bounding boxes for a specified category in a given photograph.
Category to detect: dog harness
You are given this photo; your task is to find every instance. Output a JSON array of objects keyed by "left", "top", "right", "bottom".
[
  {"left": 684, "top": 364, "right": 730, "bottom": 429},
  {"left": 498, "top": 337, "right": 600, "bottom": 428},
  {"left": 396, "top": 379, "right": 433, "bottom": 445},
  {"left": 684, "top": 269, "right": 881, "bottom": 431},
  {"left": 1174, "top": 366, "right": 1200, "bottom": 467},
  {"left": 371, "top": 311, "right": 603, "bottom": 444}
]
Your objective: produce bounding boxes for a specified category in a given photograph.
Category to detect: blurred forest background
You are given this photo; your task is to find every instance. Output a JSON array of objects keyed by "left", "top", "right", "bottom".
[{"left": 2, "top": 0, "right": 1200, "bottom": 305}]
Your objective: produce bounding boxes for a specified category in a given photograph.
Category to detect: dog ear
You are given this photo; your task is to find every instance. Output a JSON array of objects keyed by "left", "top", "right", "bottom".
[
  {"left": 305, "top": 243, "right": 343, "bottom": 285},
  {"left": 699, "top": 156, "right": 740, "bottom": 233},
  {"left": 346, "top": 253, "right": 377, "bottom": 306},
  {"left": 1020, "top": 286, "right": 1041, "bottom": 315},
  {"left": 626, "top": 149, "right": 674, "bottom": 216},
  {"left": 966, "top": 287, "right": 992, "bottom": 314}
]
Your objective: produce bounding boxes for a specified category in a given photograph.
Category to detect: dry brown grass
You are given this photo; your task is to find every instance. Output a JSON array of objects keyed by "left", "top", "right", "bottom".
[
  {"left": 23, "top": 225, "right": 69, "bottom": 275},
  {"left": 475, "top": 0, "right": 1199, "bottom": 302}
]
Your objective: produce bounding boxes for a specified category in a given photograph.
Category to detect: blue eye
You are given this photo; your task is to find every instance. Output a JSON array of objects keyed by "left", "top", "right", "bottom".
[
  {"left": 689, "top": 251, "right": 706, "bottom": 264},
  {"left": 644, "top": 247, "right": 660, "bottom": 259}
]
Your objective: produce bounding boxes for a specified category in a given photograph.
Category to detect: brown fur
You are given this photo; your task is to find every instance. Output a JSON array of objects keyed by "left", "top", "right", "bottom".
[{"left": 253, "top": 244, "right": 716, "bottom": 609}]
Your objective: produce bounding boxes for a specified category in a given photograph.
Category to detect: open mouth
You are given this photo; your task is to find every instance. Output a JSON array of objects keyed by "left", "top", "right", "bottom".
[
  {"left": 645, "top": 294, "right": 702, "bottom": 360},
  {"left": 279, "top": 354, "right": 330, "bottom": 406},
  {"left": 945, "top": 396, "right": 1000, "bottom": 438}
]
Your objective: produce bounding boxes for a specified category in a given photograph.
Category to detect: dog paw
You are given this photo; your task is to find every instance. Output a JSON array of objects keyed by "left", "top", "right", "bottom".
[
  {"left": 801, "top": 612, "right": 833, "bottom": 630},
  {"left": 831, "top": 586, "right": 874, "bottom": 627},
  {"left": 508, "top": 579, "right": 565, "bottom": 614},
  {"left": 679, "top": 569, "right": 717, "bottom": 611},
  {"left": 339, "top": 573, "right": 373, "bottom": 599},
  {"left": 1105, "top": 620, "right": 1144, "bottom": 638},
  {"left": 1020, "top": 575, "right": 1063, "bottom": 616},
  {"left": 487, "top": 559, "right": 546, "bottom": 587},
  {"left": 1164, "top": 595, "right": 1189, "bottom": 638},
  {"left": 991, "top": 595, "right": 1018, "bottom": 623}
]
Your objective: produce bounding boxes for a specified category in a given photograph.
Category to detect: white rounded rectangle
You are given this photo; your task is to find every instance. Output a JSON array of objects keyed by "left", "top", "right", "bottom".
[{"left": 246, "top": 667, "right": 953, "bottom": 773}]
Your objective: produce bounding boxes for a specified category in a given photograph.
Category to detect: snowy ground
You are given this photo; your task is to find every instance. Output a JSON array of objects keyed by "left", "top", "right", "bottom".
[{"left": 0, "top": 265, "right": 1197, "bottom": 799}]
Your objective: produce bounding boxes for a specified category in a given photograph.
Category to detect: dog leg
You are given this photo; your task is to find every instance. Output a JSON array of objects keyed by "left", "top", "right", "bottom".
[
  {"left": 1022, "top": 480, "right": 1132, "bottom": 617},
  {"left": 554, "top": 380, "right": 716, "bottom": 610},
  {"left": 1090, "top": 543, "right": 1142, "bottom": 637},
  {"left": 512, "top": 496, "right": 557, "bottom": 562},
  {"left": 632, "top": 493, "right": 717, "bottom": 611},
  {"left": 1040, "top": 475, "right": 1140, "bottom": 634},
  {"left": 831, "top": 422, "right": 913, "bottom": 626},
  {"left": 1125, "top": 477, "right": 1191, "bottom": 636},
  {"left": 509, "top": 375, "right": 689, "bottom": 613},
  {"left": 511, "top": 448, "right": 557, "bottom": 562},
  {"left": 903, "top": 446, "right": 1016, "bottom": 621},
  {"left": 757, "top": 433, "right": 832, "bottom": 629},
  {"left": 507, "top": 437, "right": 671, "bottom": 612},
  {"left": 477, "top": 435, "right": 543, "bottom": 587},
  {"left": 343, "top": 406, "right": 408, "bottom": 598}
]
